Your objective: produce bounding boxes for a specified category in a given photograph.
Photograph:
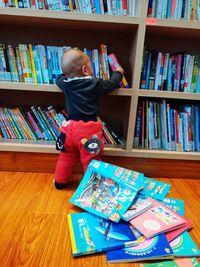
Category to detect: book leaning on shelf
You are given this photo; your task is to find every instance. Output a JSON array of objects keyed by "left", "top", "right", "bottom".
[{"left": 70, "top": 159, "right": 145, "bottom": 222}]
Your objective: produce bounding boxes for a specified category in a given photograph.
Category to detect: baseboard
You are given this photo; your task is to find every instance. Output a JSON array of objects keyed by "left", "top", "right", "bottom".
[{"left": 0, "top": 151, "right": 200, "bottom": 179}]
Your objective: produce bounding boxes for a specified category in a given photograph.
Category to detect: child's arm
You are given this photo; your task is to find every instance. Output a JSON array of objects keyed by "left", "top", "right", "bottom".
[{"left": 56, "top": 73, "right": 65, "bottom": 90}]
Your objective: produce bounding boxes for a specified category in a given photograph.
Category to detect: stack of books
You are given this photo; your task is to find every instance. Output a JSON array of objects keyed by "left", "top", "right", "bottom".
[{"left": 67, "top": 159, "right": 200, "bottom": 265}]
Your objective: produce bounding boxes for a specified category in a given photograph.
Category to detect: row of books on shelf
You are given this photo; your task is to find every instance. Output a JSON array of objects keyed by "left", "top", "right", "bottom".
[
  {"left": 140, "top": 50, "right": 200, "bottom": 93},
  {"left": 67, "top": 159, "right": 200, "bottom": 265},
  {"left": 134, "top": 99, "right": 200, "bottom": 152},
  {"left": 147, "top": 0, "right": 200, "bottom": 21},
  {"left": 0, "top": 0, "right": 137, "bottom": 16},
  {"left": 0, "top": 43, "right": 129, "bottom": 88},
  {"left": 0, "top": 106, "right": 124, "bottom": 145}
]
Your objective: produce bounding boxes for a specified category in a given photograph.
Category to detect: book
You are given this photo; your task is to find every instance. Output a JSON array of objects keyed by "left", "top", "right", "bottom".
[
  {"left": 67, "top": 211, "right": 139, "bottom": 256},
  {"left": 129, "top": 198, "right": 186, "bottom": 239},
  {"left": 162, "top": 197, "right": 185, "bottom": 216},
  {"left": 140, "top": 176, "right": 171, "bottom": 200},
  {"left": 170, "top": 231, "right": 200, "bottom": 257},
  {"left": 108, "top": 52, "right": 129, "bottom": 88},
  {"left": 70, "top": 159, "right": 144, "bottom": 222},
  {"left": 122, "top": 195, "right": 153, "bottom": 221},
  {"left": 106, "top": 233, "right": 174, "bottom": 263},
  {"left": 140, "top": 257, "right": 200, "bottom": 267}
]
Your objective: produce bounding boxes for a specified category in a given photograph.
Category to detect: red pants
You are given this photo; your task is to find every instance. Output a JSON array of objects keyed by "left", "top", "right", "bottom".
[{"left": 54, "top": 120, "right": 104, "bottom": 184}]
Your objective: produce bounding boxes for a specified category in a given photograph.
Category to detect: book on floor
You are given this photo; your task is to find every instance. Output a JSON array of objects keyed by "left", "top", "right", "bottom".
[
  {"left": 129, "top": 198, "right": 186, "bottom": 239},
  {"left": 161, "top": 197, "right": 185, "bottom": 216},
  {"left": 170, "top": 231, "right": 200, "bottom": 257},
  {"left": 106, "top": 232, "right": 174, "bottom": 263},
  {"left": 140, "top": 177, "right": 171, "bottom": 200},
  {"left": 140, "top": 257, "right": 200, "bottom": 267},
  {"left": 70, "top": 159, "right": 144, "bottom": 222},
  {"left": 67, "top": 211, "right": 138, "bottom": 256},
  {"left": 122, "top": 195, "right": 153, "bottom": 221}
]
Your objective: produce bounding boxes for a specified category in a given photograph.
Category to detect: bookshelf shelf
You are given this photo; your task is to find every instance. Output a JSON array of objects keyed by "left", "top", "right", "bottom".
[
  {"left": 0, "top": 7, "right": 140, "bottom": 30},
  {"left": 138, "top": 90, "right": 200, "bottom": 101},
  {"left": 0, "top": 1, "right": 199, "bottom": 168},
  {"left": 0, "top": 82, "right": 132, "bottom": 95}
]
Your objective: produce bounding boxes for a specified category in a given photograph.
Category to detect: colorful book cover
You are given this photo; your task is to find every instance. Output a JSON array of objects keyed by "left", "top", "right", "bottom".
[
  {"left": 170, "top": 231, "right": 200, "bottom": 257},
  {"left": 122, "top": 195, "right": 153, "bottom": 221},
  {"left": 140, "top": 177, "right": 171, "bottom": 200},
  {"left": 70, "top": 159, "right": 144, "bottom": 222},
  {"left": 140, "top": 257, "right": 200, "bottom": 267},
  {"left": 162, "top": 197, "right": 184, "bottom": 216},
  {"left": 67, "top": 212, "right": 138, "bottom": 256},
  {"left": 106, "top": 233, "right": 174, "bottom": 263},
  {"left": 129, "top": 198, "right": 186, "bottom": 239}
]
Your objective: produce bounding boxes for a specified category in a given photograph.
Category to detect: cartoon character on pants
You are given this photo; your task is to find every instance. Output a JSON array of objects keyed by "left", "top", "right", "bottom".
[{"left": 54, "top": 120, "right": 104, "bottom": 189}]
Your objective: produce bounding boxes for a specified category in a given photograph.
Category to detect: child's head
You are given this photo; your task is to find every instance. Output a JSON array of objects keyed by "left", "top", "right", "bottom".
[{"left": 61, "top": 48, "right": 93, "bottom": 78}]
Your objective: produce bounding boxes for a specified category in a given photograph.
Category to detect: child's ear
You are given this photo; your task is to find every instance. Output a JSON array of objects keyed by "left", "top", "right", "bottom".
[{"left": 82, "top": 65, "right": 87, "bottom": 75}]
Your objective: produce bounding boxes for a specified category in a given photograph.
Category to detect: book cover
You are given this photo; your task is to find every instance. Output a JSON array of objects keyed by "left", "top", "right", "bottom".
[
  {"left": 162, "top": 197, "right": 184, "bottom": 216},
  {"left": 140, "top": 257, "right": 200, "bottom": 267},
  {"left": 129, "top": 198, "right": 186, "bottom": 239},
  {"left": 140, "top": 177, "right": 171, "bottom": 200},
  {"left": 106, "top": 233, "right": 174, "bottom": 263},
  {"left": 170, "top": 231, "right": 200, "bottom": 257},
  {"left": 70, "top": 159, "right": 144, "bottom": 222},
  {"left": 122, "top": 195, "right": 153, "bottom": 221},
  {"left": 67, "top": 211, "right": 138, "bottom": 256}
]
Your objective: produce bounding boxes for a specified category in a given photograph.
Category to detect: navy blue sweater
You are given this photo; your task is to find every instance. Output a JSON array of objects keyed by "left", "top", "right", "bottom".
[{"left": 56, "top": 71, "right": 123, "bottom": 122}]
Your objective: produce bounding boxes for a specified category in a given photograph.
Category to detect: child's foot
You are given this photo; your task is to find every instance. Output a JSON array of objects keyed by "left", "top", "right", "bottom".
[{"left": 54, "top": 180, "right": 68, "bottom": 190}]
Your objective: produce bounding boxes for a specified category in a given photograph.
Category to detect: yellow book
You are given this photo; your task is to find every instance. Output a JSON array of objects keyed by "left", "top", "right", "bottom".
[{"left": 28, "top": 44, "right": 37, "bottom": 83}]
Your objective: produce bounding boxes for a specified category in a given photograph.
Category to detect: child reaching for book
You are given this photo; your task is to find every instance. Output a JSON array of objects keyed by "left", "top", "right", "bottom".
[{"left": 54, "top": 47, "right": 124, "bottom": 189}]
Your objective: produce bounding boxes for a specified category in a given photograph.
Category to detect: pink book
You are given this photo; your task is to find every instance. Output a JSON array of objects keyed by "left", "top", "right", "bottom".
[
  {"left": 165, "top": 217, "right": 193, "bottom": 242},
  {"left": 129, "top": 198, "right": 186, "bottom": 239},
  {"left": 108, "top": 53, "right": 129, "bottom": 88}
]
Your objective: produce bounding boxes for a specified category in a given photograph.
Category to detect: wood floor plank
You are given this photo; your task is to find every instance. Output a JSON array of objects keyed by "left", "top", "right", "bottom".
[{"left": 0, "top": 172, "right": 199, "bottom": 267}]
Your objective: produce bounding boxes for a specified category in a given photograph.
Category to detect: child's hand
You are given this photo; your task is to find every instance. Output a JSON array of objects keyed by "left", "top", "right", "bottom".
[{"left": 116, "top": 66, "right": 124, "bottom": 75}]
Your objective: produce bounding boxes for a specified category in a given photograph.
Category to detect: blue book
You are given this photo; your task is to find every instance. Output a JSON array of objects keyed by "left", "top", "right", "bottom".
[
  {"left": 140, "top": 176, "right": 171, "bottom": 200},
  {"left": 70, "top": 160, "right": 144, "bottom": 222},
  {"left": 162, "top": 197, "right": 184, "bottom": 216},
  {"left": 106, "top": 233, "right": 174, "bottom": 263},
  {"left": 170, "top": 231, "right": 200, "bottom": 257},
  {"left": 67, "top": 211, "right": 138, "bottom": 256}
]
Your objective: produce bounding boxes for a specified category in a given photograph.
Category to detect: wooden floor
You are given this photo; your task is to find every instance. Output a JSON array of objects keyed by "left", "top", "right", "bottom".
[{"left": 0, "top": 172, "right": 199, "bottom": 267}]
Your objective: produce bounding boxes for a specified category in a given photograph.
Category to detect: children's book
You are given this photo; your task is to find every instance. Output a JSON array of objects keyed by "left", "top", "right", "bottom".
[
  {"left": 67, "top": 212, "right": 138, "bottom": 256},
  {"left": 160, "top": 197, "right": 192, "bottom": 242},
  {"left": 140, "top": 177, "right": 171, "bottom": 200},
  {"left": 129, "top": 198, "right": 186, "bottom": 239},
  {"left": 162, "top": 197, "right": 185, "bottom": 216},
  {"left": 122, "top": 195, "right": 153, "bottom": 221},
  {"left": 170, "top": 231, "right": 200, "bottom": 257},
  {"left": 70, "top": 160, "right": 144, "bottom": 222},
  {"left": 140, "top": 257, "right": 200, "bottom": 267},
  {"left": 165, "top": 216, "right": 192, "bottom": 242},
  {"left": 106, "top": 233, "right": 174, "bottom": 263}
]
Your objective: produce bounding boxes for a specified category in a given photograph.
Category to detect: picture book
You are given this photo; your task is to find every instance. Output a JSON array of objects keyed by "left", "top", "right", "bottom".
[
  {"left": 140, "top": 257, "right": 200, "bottom": 267},
  {"left": 122, "top": 195, "right": 153, "bottom": 221},
  {"left": 140, "top": 177, "right": 171, "bottom": 200},
  {"left": 129, "top": 198, "right": 186, "bottom": 239},
  {"left": 108, "top": 53, "right": 129, "bottom": 88},
  {"left": 165, "top": 216, "right": 192, "bottom": 242},
  {"left": 70, "top": 160, "right": 144, "bottom": 222},
  {"left": 106, "top": 233, "right": 174, "bottom": 263},
  {"left": 67, "top": 212, "right": 138, "bottom": 256},
  {"left": 170, "top": 231, "right": 200, "bottom": 257},
  {"left": 162, "top": 197, "right": 185, "bottom": 216}
]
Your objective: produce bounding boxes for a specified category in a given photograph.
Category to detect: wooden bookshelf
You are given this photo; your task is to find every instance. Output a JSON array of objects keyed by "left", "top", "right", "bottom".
[{"left": 0, "top": 1, "right": 200, "bottom": 173}]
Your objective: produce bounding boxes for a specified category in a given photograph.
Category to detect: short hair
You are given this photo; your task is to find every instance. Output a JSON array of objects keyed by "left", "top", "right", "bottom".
[{"left": 61, "top": 48, "right": 87, "bottom": 77}]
